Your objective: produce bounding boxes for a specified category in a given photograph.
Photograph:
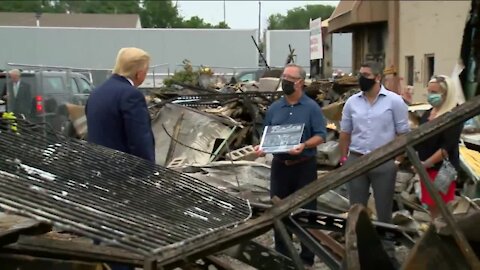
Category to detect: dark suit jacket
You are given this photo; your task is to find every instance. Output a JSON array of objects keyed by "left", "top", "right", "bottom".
[
  {"left": 86, "top": 74, "right": 155, "bottom": 162},
  {"left": 3, "top": 81, "right": 32, "bottom": 117}
]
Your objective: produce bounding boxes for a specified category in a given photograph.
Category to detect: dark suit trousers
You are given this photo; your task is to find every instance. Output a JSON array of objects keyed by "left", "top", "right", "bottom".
[{"left": 270, "top": 157, "right": 317, "bottom": 266}]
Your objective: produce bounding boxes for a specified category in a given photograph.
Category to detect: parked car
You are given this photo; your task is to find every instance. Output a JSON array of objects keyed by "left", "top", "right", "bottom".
[
  {"left": 0, "top": 70, "right": 93, "bottom": 136},
  {"left": 231, "top": 68, "right": 284, "bottom": 84}
]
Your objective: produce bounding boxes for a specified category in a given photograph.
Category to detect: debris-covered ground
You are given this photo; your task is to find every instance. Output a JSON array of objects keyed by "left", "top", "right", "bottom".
[{"left": 59, "top": 62, "right": 480, "bottom": 269}]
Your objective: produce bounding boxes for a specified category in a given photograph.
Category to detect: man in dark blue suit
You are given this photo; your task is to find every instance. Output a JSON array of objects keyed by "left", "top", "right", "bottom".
[{"left": 86, "top": 47, "right": 155, "bottom": 162}]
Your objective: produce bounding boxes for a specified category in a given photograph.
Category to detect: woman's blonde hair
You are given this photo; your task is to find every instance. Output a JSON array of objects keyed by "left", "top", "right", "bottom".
[
  {"left": 112, "top": 47, "right": 150, "bottom": 79},
  {"left": 428, "top": 75, "right": 458, "bottom": 118}
]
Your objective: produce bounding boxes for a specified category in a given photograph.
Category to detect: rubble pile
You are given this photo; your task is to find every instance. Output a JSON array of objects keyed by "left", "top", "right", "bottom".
[
  {"left": 61, "top": 64, "right": 480, "bottom": 249},
  {"left": 149, "top": 70, "right": 480, "bottom": 236},
  {"left": 148, "top": 68, "right": 362, "bottom": 160}
]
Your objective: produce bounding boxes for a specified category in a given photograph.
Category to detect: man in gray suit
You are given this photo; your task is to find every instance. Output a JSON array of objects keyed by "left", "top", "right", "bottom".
[{"left": 2, "top": 69, "right": 32, "bottom": 117}]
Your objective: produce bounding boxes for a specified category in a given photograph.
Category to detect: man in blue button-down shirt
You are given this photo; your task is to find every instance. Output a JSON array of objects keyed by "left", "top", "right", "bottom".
[
  {"left": 255, "top": 64, "right": 327, "bottom": 268},
  {"left": 339, "top": 62, "right": 409, "bottom": 224},
  {"left": 339, "top": 61, "right": 409, "bottom": 217}
]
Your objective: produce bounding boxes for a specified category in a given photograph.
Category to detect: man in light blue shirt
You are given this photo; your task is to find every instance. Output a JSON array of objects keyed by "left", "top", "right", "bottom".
[
  {"left": 339, "top": 62, "right": 409, "bottom": 268},
  {"left": 339, "top": 61, "right": 409, "bottom": 225}
]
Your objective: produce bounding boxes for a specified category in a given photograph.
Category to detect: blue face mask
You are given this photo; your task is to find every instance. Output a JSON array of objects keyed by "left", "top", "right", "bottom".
[{"left": 427, "top": 93, "right": 443, "bottom": 107}]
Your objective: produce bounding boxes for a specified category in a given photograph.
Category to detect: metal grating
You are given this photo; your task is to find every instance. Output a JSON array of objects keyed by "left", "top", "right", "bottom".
[{"left": 0, "top": 119, "right": 251, "bottom": 255}]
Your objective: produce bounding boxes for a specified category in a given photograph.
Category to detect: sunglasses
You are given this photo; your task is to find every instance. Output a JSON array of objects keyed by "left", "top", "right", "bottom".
[{"left": 430, "top": 75, "right": 448, "bottom": 91}]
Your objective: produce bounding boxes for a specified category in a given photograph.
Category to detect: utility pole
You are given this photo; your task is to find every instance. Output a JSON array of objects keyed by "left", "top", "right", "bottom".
[
  {"left": 258, "top": 1, "right": 261, "bottom": 43},
  {"left": 35, "top": 2, "right": 43, "bottom": 27},
  {"left": 223, "top": 0, "right": 226, "bottom": 25},
  {"left": 35, "top": 11, "right": 42, "bottom": 27}
]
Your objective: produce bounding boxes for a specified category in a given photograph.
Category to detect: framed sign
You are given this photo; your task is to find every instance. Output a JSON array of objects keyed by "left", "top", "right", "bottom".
[{"left": 260, "top": 123, "right": 305, "bottom": 153}]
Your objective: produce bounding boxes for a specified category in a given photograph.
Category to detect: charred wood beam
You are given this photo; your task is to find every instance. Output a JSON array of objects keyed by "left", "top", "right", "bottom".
[
  {"left": 0, "top": 215, "right": 52, "bottom": 247},
  {"left": 144, "top": 258, "right": 159, "bottom": 270},
  {"left": 153, "top": 95, "right": 480, "bottom": 268},
  {"left": 286, "top": 45, "right": 296, "bottom": 65},
  {"left": 251, "top": 35, "right": 270, "bottom": 69},
  {"left": 307, "top": 229, "right": 345, "bottom": 260},
  {"left": 3, "top": 236, "right": 237, "bottom": 270},
  {"left": 402, "top": 226, "right": 473, "bottom": 270},
  {"left": 344, "top": 204, "right": 395, "bottom": 270},
  {"left": 0, "top": 253, "right": 101, "bottom": 270},
  {"left": 203, "top": 255, "right": 237, "bottom": 270},
  {"left": 274, "top": 45, "right": 297, "bottom": 91},
  {"left": 1, "top": 236, "right": 144, "bottom": 266},
  {"left": 460, "top": 0, "right": 480, "bottom": 100},
  {"left": 273, "top": 219, "right": 305, "bottom": 270},
  {"left": 241, "top": 96, "right": 261, "bottom": 145},
  {"left": 286, "top": 217, "right": 341, "bottom": 269}
]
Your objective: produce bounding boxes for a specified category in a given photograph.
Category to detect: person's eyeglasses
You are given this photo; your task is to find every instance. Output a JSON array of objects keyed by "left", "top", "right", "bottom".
[
  {"left": 358, "top": 72, "right": 374, "bottom": 78},
  {"left": 430, "top": 75, "right": 448, "bottom": 91},
  {"left": 431, "top": 75, "right": 446, "bottom": 82},
  {"left": 281, "top": 75, "right": 301, "bottom": 81}
]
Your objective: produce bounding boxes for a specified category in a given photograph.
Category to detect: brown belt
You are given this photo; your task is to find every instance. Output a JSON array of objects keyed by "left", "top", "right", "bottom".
[{"left": 274, "top": 156, "right": 314, "bottom": 166}]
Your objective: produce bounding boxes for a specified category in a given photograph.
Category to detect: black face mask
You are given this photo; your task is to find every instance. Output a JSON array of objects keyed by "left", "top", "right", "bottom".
[
  {"left": 281, "top": 79, "right": 295, "bottom": 95},
  {"left": 358, "top": 76, "right": 376, "bottom": 92}
]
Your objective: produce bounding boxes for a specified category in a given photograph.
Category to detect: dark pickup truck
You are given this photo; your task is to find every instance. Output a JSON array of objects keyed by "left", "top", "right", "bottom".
[{"left": 0, "top": 70, "right": 93, "bottom": 135}]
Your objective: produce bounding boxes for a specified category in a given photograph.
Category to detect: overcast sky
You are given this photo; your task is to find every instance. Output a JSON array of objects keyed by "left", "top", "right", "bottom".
[{"left": 176, "top": 1, "right": 339, "bottom": 31}]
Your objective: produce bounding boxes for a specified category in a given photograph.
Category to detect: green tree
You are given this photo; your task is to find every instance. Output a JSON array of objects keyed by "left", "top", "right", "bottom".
[
  {"left": 267, "top": 4, "right": 335, "bottom": 30},
  {"left": 53, "top": 0, "right": 85, "bottom": 13},
  {"left": 141, "top": 0, "right": 183, "bottom": 28},
  {"left": 214, "top": 21, "right": 230, "bottom": 29},
  {"left": 0, "top": 0, "right": 141, "bottom": 14},
  {"left": 0, "top": 0, "right": 55, "bottom": 13},
  {"left": 81, "top": 0, "right": 140, "bottom": 14},
  {"left": 176, "top": 17, "right": 229, "bottom": 29},
  {"left": 179, "top": 16, "right": 213, "bottom": 28},
  {"left": 54, "top": 0, "right": 140, "bottom": 14},
  {"left": 0, "top": 0, "right": 229, "bottom": 29}
]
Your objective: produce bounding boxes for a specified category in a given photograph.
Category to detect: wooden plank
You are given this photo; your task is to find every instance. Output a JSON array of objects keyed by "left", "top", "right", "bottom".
[
  {"left": 0, "top": 213, "right": 52, "bottom": 247},
  {"left": 273, "top": 219, "right": 304, "bottom": 270},
  {"left": 204, "top": 255, "right": 237, "bottom": 270},
  {"left": 0, "top": 253, "right": 102, "bottom": 270},
  {"left": 152, "top": 94, "right": 480, "bottom": 267},
  {"left": 1, "top": 235, "right": 144, "bottom": 266},
  {"left": 402, "top": 226, "right": 471, "bottom": 270},
  {"left": 307, "top": 229, "right": 344, "bottom": 259},
  {"left": 343, "top": 206, "right": 362, "bottom": 270},
  {"left": 345, "top": 204, "right": 394, "bottom": 270}
]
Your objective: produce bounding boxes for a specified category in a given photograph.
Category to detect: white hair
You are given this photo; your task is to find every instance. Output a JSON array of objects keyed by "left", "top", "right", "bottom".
[{"left": 9, "top": 69, "right": 20, "bottom": 76}]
